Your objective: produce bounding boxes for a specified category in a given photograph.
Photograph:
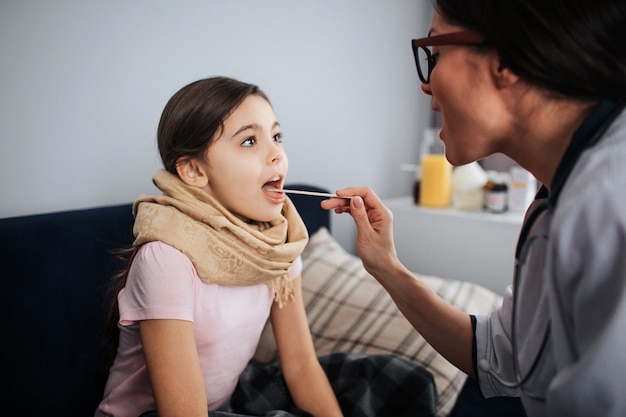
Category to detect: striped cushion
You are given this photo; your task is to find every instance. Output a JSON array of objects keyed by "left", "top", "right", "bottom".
[{"left": 254, "top": 228, "right": 502, "bottom": 417}]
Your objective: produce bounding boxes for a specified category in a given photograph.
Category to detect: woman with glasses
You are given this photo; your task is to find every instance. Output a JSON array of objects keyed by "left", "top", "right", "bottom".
[{"left": 322, "top": 0, "right": 626, "bottom": 416}]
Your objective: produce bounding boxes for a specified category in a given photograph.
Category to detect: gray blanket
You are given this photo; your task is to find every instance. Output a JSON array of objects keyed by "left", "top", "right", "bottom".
[
  {"left": 140, "top": 352, "right": 437, "bottom": 417},
  {"left": 223, "top": 352, "right": 437, "bottom": 417}
]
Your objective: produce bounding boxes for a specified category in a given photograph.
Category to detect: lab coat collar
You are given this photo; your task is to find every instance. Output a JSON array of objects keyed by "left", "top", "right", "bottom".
[{"left": 549, "top": 99, "right": 625, "bottom": 207}]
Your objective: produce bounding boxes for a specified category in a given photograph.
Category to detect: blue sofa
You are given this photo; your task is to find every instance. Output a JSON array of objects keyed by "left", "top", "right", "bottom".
[{"left": 0, "top": 184, "right": 524, "bottom": 417}]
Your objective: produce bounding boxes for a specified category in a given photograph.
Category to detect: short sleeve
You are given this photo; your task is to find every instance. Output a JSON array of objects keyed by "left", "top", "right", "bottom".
[
  {"left": 118, "top": 241, "right": 198, "bottom": 325},
  {"left": 289, "top": 256, "right": 302, "bottom": 280}
]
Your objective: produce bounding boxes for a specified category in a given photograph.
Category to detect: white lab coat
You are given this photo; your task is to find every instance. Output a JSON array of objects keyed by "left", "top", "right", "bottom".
[{"left": 474, "top": 102, "right": 626, "bottom": 417}]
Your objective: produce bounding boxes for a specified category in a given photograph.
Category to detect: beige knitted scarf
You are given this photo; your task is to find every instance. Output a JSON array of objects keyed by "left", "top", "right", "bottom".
[{"left": 132, "top": 169, "right": 309, "bottom": 307}]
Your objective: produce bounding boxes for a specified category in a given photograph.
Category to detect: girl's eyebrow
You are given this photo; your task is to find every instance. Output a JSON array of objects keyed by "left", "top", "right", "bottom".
[
  {"left": 232, "top": 121, "right": 280, "bottom": 137},
  {"left": 232, "top": 124, "right": 256, "bottom": 137}
]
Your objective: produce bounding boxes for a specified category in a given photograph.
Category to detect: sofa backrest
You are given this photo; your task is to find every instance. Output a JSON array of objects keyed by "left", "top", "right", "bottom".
[
  {"left": 0, "top": 204, "right": 135, "bottom": 417},
  {"left": 0, "top": 184, "right": 330, "bottom": 417}
]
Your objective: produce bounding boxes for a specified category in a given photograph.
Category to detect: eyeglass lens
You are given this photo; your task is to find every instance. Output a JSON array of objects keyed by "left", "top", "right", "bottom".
[{"left": 415, "top": 46, "right": 431, "bottom": 84}]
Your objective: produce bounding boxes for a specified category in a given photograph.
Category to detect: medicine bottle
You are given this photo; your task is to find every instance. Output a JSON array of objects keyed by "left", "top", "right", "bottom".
[
  {"left": 483, "top": 171, "right": 509, "bottom": 213},
  {"left": 508, "top": 166, "right": 537, "bottom": 212}
]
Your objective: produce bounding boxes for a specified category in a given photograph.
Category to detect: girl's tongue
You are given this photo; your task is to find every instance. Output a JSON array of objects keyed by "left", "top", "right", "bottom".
[{"left": 263, "top": 180, "right": 281, "bottom": 191}]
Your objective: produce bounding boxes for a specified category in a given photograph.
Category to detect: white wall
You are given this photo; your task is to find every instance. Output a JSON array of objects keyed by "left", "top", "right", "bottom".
[{"left": 0, "top": 0, "right": 433, "bottom": 252}]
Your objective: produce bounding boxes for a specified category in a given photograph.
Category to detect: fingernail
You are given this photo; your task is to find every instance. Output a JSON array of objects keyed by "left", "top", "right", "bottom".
[{"left": 353, "top": 196, "right": 363, "bottom": 208}]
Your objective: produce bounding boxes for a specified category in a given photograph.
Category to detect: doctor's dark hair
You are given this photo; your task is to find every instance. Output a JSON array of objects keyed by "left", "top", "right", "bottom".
[
  {"left": 434, "top": 0, "right": 626, "bottom": 100},
  {"left": 157, "top": 76, "right": 271, "bottom": 174}
]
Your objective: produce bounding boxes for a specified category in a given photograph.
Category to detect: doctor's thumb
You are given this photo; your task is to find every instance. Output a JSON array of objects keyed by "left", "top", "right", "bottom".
[{"left": 350, "top": 196, "right": 370, "bottom": 229}]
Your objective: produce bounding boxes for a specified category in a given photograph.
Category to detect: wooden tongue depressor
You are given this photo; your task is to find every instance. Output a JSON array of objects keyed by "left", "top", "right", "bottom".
[{"left": 263, "top": 187, "right": 353, "bottom": 199}]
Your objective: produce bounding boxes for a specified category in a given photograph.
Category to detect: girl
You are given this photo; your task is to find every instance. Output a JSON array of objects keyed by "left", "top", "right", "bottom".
[{"left": 96, "top": 77, "right": 343, "bottom": 417}]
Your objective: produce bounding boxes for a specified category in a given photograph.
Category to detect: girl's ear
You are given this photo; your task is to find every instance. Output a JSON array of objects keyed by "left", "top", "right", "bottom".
[{"left": 175, "top": 157, "right": 209, "bottom": 188}]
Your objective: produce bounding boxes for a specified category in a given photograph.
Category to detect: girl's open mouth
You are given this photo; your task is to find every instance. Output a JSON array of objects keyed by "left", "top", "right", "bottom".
[{"left": 262, "top": 176, "right": 286, "bottom": 203}]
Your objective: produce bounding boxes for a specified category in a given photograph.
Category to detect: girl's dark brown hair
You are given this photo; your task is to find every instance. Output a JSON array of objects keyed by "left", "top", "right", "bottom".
[
  {"left": 158, "top": 76, "right": 270, "bottom": 173},
  {"left": 104, "top": 76, "right": 269, "bottom": 370}
]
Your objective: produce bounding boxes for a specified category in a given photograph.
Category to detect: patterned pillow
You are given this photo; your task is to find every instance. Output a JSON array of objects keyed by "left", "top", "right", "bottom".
[{"left": 254, "top": 228, "right": 502, "bottom": 417}]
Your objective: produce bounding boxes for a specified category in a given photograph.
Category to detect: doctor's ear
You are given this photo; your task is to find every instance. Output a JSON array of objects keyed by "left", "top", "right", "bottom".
[
  {"left": 492, "top": 57, "right": 520, "bottom": 89},
  {"left": 175, "top": 157, "right": 209, "bottom": 188}
]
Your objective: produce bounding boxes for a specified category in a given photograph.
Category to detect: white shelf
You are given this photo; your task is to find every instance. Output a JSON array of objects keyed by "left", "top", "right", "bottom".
[{"left": 385, "top": 196, "right": 524, "bottom": 295}]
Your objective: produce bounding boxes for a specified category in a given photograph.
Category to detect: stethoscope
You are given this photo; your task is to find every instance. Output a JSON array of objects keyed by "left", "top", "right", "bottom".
[
  {"left": 477, "top": 100, "right": 626, "bottom": 402},
  {"left": 478, "top": 196, "right": 551, "bottom": 401}
]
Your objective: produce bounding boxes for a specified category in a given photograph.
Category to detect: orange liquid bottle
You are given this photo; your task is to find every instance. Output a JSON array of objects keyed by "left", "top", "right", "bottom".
[
  {"left": 418, "top": 128, "right": 452, "bottom": 208},
  {"left": 419, "top": 154, "right": 452, "bottom": 207}
]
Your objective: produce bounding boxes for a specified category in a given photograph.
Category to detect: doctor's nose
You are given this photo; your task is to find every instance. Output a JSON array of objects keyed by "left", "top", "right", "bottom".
[{"left": 421, "top": 82, "right": 433, "bottom": 96}]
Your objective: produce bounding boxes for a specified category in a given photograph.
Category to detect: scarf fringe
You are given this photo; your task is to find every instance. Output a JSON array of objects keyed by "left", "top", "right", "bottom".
[{"left": 268, "top": 275, "right": 296, "bottom": 308}]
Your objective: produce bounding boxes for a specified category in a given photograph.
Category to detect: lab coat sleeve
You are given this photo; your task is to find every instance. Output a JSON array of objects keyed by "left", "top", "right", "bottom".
[
  {"left": 474, "top": 285, "right": 520, "bottom": 397},
  {"left": 547, "top": 183, "right": 626, "bottom": 416}
]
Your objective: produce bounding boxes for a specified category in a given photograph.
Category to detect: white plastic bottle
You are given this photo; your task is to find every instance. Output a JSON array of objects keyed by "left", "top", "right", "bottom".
[{"left": 451, "top": 161, "right": 488, "bottom": 211}]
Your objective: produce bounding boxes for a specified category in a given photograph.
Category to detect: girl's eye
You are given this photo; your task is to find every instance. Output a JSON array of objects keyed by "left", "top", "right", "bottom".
[
  {"left": 241, "top": 137, "right": 256, "bottom": 147},
  {"left": 273, "top": 132, "right": 283, "bottom": 143}
]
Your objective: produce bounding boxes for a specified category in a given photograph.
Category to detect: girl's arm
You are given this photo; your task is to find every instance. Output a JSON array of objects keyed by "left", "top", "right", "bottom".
[
  {"left": 270, "top": 276, "right": 344, "bottom": 417},
  {"left": 140, "top": 319, "right": 208, "bottom": 417}
]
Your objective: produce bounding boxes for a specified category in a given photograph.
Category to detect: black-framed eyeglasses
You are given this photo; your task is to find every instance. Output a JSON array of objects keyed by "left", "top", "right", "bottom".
[{"left": 412, "top": 31, "right": 486, "bottom": 84}]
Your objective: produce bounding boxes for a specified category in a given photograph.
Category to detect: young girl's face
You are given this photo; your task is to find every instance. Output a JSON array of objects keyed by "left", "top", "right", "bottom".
[{"left": 201, "top": 94, "right": 288, "bottom": 222}]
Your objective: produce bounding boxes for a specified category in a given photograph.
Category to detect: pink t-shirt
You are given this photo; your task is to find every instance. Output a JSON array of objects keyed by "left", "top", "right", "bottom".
[{"left": 95, "top": 241, "right": 302, "bottom": 417}]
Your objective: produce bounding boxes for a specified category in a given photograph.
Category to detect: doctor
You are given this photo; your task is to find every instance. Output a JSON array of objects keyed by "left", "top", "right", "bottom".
[{"left": 322, "top": 0, "right": 626, "bottom": 416}]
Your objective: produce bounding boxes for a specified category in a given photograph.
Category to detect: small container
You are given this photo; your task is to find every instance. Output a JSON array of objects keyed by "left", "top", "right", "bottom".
[
  {"left": 413, "top": 174, "right": 421, "bottom": 205},
  {"left": 508, "top": 166, "right": 537, "bottom": 212},
  {"left": 400, "top": 163, "right": 421, "bottom": 205},
  {"left": 484, "top": 171, "right": 509, "bottom": 213}
]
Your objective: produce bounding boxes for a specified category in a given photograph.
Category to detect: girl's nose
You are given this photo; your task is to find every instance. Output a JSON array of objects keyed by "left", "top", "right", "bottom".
[{"left": 269, "top": 147, "right": 285, "bottom": 164}]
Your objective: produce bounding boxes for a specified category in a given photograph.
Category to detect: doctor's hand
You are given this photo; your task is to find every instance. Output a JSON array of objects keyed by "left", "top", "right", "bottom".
[{"left": 321, "top": 187, "right": 402, "bottom": 278}]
